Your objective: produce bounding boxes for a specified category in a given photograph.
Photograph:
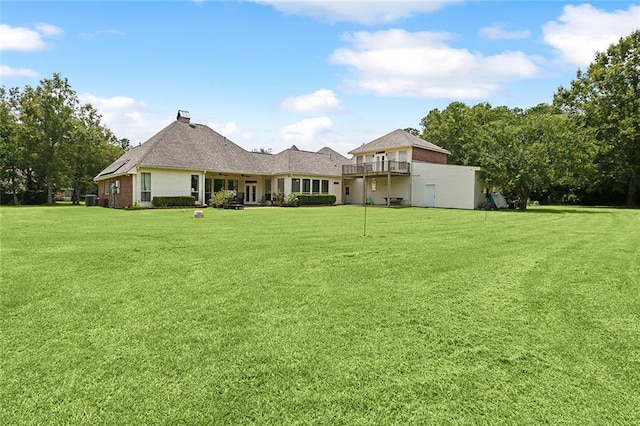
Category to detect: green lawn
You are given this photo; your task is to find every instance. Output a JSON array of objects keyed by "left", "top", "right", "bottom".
[{"left": 1, "top": 205, "right": 639, "bottom": 424}]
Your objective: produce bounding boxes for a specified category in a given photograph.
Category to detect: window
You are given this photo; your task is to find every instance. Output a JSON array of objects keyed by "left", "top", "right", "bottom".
[
  {"left": 114, "top": 179, "right": 121, "bottom": 194},
  {"left": 365, "top": 154, "right": 374, "bottom": 163},
  {"left": 292, "top": 178, "right": 301, "bottom": 193},
  {"left": 191, "top": 175, "right": 199, "bottom": 200},
  {"left": 356, "top": 156, "right": 363, "bottom": 165},
  {"left": 398, "top": 150, "right": 407, "bottom": 162},
  {"left": 312, "top": 179, "right": 320, "bottom": 194},
  {"left": 264, "top": 179, "right": 272, "bottom": 200},
  {"left": 345, "top": 186, "right": 350, "bottom": 196},
  {"left": 387, "top": 152, "right": 396, "bottom": 161},
  {"left": 205, "top": 178, "right": 212, "bottom": 204},
  {"left": 277, "top": 178, "right": 285, "bottom": 193},
  {"left": 141, "top": 173, "right": 151, "bottom": 202},
  {"left": 227, "top": 179, "right": 238, "bottom": 191},
  {"left": 104, "top": 180, "right": 110, "bottom": 196},
  {"left": 214, "top": 179, "right": 224, "bottom": 192},
  {"left": 302, "top": 179, "right": 311, "bottom": 193},
  {"left": 322, "top": 179, "right": 329, "bottom": 193}
]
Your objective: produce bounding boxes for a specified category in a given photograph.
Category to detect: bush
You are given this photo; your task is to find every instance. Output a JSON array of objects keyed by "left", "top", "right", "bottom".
[
  {"left": 152, "top": 196, "right": 196, "bottom": 207},
  {"left": 296, "top": 194, "right": 336, "bottom": 206},
  {"left": 282, "top": 193, "right": 299, "bottom": 207},
  {"left": 211, "top": 189, "right": 234, "bottom": 207}
]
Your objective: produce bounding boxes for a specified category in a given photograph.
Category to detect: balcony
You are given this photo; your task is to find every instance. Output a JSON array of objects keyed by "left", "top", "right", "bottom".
[{"left": 342, "top": 161, "right": 410, "bottom": 176}]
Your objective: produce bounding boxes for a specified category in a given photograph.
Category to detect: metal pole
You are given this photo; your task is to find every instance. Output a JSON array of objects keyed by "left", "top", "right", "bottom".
[{"left": 363, "top": 176, "right": 367, "bottom": 236}]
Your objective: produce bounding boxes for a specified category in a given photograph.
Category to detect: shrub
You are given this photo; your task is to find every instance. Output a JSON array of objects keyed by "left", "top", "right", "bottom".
[
  {"left": 152, "top": 196, "right": 196, "bottom": 207},
  {"left": 211, "top": 189, "right": 234, "bottom": 207},
  {"left": 282, "top": 193, "right": 299, "bottom": 207},
  {"left": 296, "top": 194, "right": 336, "bottom": 206}
]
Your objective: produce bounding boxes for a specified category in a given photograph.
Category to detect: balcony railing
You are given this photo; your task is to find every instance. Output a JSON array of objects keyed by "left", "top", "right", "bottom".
[{"left": 342, "top": 161, "right": 410, "bottom": 176}]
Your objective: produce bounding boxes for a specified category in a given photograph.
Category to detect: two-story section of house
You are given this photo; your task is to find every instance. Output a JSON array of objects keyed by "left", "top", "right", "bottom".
[{"left": 342, "top": 129, "right": 485, "bottom": 209}]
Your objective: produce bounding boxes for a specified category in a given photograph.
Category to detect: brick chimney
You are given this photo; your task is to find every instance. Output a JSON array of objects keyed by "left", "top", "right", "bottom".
[{"left": 177, "top": 110, "right": 191, "bottom": 123}]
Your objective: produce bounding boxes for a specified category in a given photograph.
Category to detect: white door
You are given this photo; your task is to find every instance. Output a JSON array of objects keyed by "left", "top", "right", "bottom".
[
  {"left": 245, "top": 183, "right": 257, "bottom": 204},
  {"left": 375, "top": 153, "right": 386, "bottom": 172},
  {"left": 425, "top": 184, "right": 436, "bottom": 207}
]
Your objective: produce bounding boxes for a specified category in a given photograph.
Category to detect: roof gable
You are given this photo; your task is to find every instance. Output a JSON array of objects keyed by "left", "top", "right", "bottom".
[{"left": 348, "top": 129, "right": 450, "bottom": 156}]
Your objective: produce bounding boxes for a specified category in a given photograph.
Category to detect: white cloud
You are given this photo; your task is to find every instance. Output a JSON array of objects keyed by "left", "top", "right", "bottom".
[
  {"left": 78, "top": 93, "right": 168, "bottom": 144},
  {"left": 281, "top": 89, "right": 341, "bottom": 114},
  {"left": 0, "top": 23, "right": 62, "bottom": 51},
  {"left": 478, "top": 25, "right": 531, "bottom": 40},
  {"left": 542, "top": 4, "right": 640, "bottom": 66},
  {"left": 80, "top": 29, "right": 126, "bottom": 40},
  {"left": 250, "top": 0, "right": 460, "bottom": 25},
  {"left": 0, "top": 65, "right": 39, "bottom": 79},
  {"left": 280, "top": 117, "right": 332, "bottom": 146},
  {"left": 206, "top": 120, "right": 255, "bottom": 145},
  {"left": 329, "top": 29, "right": 540, "bottom": 99},
  {"left": 34, "top": 22, "right": 63, "bottom": 37}
]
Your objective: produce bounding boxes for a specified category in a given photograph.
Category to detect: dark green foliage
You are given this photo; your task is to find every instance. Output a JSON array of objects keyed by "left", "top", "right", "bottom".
[
  {"left": 151, "top": 195, "right": 196, "bottom": 207},
  {"left": 554, "top": 30, "right": 640, "bottom": 206},
  {"left": 296, "top": 194, "right": 336, "bottom": 206},
  {"left": 0, "top": 74, "right": 124, "bottom": 205}
]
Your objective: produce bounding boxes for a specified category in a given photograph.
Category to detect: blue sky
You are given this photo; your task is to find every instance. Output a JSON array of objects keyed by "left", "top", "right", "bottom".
[{"left": 2, "top": 1, "right": 639, "bottom": 155}]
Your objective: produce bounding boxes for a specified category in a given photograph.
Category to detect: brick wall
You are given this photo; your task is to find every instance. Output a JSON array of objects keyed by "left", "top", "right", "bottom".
[
  {"left": 412, "top": 147, "right": 447, "bottom": 164},
  {"left": 98, "top": 175, "right": 133, "bottom": 208}
]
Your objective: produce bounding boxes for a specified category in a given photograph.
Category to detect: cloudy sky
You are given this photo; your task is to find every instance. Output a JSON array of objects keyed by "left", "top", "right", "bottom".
[{"left": 2, "top": 1, "right": 639, "bottom": 155}]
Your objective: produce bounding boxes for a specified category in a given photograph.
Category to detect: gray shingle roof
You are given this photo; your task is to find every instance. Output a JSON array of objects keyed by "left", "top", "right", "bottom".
[
  {"left": 95, "top": 121, "right": 350, "bottom": 179},
  {"left": 348, "top": 129, "right": 450, "bottom": 155}
]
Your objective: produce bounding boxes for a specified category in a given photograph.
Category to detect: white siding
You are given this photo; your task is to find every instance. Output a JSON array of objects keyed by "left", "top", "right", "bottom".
[
  {"left": 137, "top": 168, "right": 198, "bottom": 207},
  {"left": 411, "top": 162, "right": 483, "bottom": 209},
  {"left": 346, "top": 176, "right": 410, "bottom": 205}
]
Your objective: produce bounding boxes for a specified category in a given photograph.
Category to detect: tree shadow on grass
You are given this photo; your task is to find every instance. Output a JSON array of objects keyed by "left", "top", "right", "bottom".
[{"left": 510, "top": 207, "right": 613, "bottom": 214}]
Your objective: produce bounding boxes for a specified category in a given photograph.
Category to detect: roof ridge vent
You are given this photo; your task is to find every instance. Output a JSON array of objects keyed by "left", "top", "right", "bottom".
[{"left": 177, "top": 110, "right": 191, "bottom": 123}]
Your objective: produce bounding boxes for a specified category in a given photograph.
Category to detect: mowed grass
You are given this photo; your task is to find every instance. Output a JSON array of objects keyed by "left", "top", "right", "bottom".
[{"left": 1, "top": 205, "right": 639, "bottom": 424}]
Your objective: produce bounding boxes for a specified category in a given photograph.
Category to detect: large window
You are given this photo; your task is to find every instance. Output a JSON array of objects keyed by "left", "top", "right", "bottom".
[
  {"left": 302, "top": 179, "right": 311, "bottom": 193},
  {"left": 321, "top": 179, "right": 329, "bottom": 193},
  {"left": 191, "top": 175, "right": 199, "bottom": 200},
  {"left": 214, "top": 178, "right": 225, "bottom": 192},
  {"left": 398, "top": 150, "right": 407, "bottom": 162},
  {"left": 312, "top": 179, "right": 320, "bottom": 194},
  {"left": 277, "top": 178, "right": 285, "bottom": 193},
  {"left": 226, "top": 179, "right": 238, "bottom": 191},
  {"left": 292, "top": 178, "right": 301, "bottom": 193},
  {"left": 205, "top": 178, "right": 212, "bottom": 204},
  {"left": 141, "top": 173, "right": 151, "bottom": 202},
  {"left": 264, "top": 179, "right": 272, "bottom": 200}
]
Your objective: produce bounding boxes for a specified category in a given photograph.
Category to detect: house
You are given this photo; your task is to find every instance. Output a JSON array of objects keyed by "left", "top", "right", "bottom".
[
  {"left": 342, "top": 129, "right": 485, "bottom": 209},
  {"left": 95, "top": 111, "right": 349, "bottom": 208},
  {"left": 95, "top": 111, "right": 485, "bottom": 209}
]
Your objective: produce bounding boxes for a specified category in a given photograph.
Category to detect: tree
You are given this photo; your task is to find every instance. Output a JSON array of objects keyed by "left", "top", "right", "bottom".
[
  {"left": 0, "top": 87, "right": 24, "bottom": 205},
  {"left": 480, "top": 105, "right": 596, "bottom": 209},
  {"left": 1, "top": 74, "right": 126, "bottom": 204},
  {"left": 554, "top": 30, "right": 640, "bottom": 206},
  {"left": 420, "top": 102, "right": 596, "bottom": 209}
]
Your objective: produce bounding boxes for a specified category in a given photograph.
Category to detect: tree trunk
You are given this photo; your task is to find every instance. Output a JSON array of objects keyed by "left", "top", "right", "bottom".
[
  {"left": 46, "top": 177, "right": 54, "bottom": 205},
  {"left": 10, "top": 173, "right": 20, "bottom": 206},
  {"left": 627, "top": 177, "right": 638, "bottom": 206}
]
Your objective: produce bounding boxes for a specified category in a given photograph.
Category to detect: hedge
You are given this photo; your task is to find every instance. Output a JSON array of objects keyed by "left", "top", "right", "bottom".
[
  {"left": 152, "top": 196, "right": 196, "bottom": 207},
  {"left": 296, "top": 194, "right": 336, "bottom": 206}
]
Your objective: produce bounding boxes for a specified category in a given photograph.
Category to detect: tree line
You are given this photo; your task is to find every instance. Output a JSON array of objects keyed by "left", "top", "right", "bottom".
[
  {"left": 1, "top": 73, "right": 127, "bottom": 205},
  {"left": 417, "top": 30, "right": 639, "bottom": 208}
]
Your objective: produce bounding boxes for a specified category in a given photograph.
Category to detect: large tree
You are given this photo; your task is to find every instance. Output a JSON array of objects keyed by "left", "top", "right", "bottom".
[
  {"left": 554, "top": 30, "right": 640, "bottom": 206},
  {"left": 1, "top": 73, "right": 124, "bottom": 204},
  {"left": 420, "top": 103, "right": 596, "bottom": 209}
]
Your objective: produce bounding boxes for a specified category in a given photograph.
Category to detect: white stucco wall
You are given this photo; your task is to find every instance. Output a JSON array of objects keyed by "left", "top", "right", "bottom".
[
  {"left": 410, "top": 162, "right": 484, "bottom": 209},
  {"left": 137, "top": 168, "right": 202, "bottom": 207}
]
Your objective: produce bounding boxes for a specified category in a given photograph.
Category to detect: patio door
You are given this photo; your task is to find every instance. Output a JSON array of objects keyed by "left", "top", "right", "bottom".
[
  {"left": 245, "top": 182, "right": 257, "bottom": 204},
  {"left": 375, "top": 152, "right": 386, "bottom": 172}
]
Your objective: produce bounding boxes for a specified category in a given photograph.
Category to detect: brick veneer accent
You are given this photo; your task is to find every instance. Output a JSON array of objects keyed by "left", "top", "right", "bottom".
[
  {"left": 98, "top": 175, "right": 133, "bottom": 208},
  {"left": 412, "top": 147, "right": 447, "bottom": 164}
]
